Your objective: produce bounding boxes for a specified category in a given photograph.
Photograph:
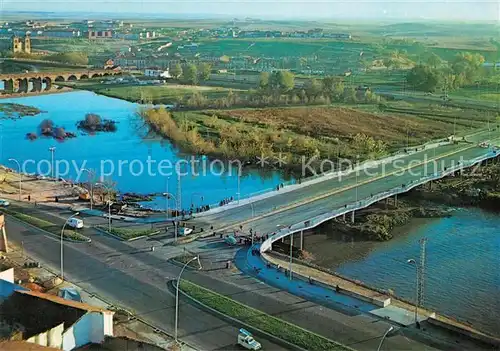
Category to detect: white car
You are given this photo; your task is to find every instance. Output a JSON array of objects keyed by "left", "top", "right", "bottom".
[
  {"left": 237, "top": 329, "right": 262, "bottom": 350},
  {"left": 67, "top": 217, "right": 84, "bottom": 229},
  {"left": 0, "top": 199, "right": 10, "bottom": 207}
]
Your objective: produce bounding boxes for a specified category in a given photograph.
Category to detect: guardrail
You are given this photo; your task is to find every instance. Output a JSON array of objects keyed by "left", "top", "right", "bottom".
[
  {"left": 260, "top": 149, "right": 498, "bottom": 252},
  {"left": 196, "top": 139, "right": 454, "bottom": 216}
]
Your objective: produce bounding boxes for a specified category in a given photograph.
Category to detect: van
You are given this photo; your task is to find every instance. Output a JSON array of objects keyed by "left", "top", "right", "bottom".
[{"left": 67, "top": 218, "right": 84, "bottom": 229}]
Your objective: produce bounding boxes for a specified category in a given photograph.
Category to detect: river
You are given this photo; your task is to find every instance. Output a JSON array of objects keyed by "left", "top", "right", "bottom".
[
  {"left": 306, "top": 207, "right": 500, "bottom": 336},
  {"left": 0, "top": 91, "right": 287, "bottom": 209}
]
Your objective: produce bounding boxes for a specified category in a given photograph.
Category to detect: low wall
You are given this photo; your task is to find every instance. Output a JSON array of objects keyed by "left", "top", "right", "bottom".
[
  {"left": 428, "top": 317, "right": 500, "bottom": 348},
  {"left": 262, "top": 252, "right": 391, "bottom": 308}
]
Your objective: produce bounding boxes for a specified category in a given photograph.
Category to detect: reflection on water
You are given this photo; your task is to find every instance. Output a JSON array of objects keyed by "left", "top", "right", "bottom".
[
  {"left": 0, "top": 91, "right": 287, "bottom": 208},
  {"left": 307, "top": 208, "right": 500, "bottom": 336}
]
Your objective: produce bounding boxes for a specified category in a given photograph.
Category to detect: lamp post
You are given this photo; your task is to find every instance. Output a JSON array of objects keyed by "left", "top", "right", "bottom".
[
  {"left": 250, "top": 202, "right": 255, "bottom": 246},
  {"left": 190, "top": 192, "right": 204, "bottom": 209},
  {"left": 407, "top": 258, "right": 419, "bottom": 326},
  {"left": 96, "top": 183, "right": 112, "bottom": 232},
  {"left": 61, "top": 212, "right": 79, "bottom": 280},
  {"left": 82, "top": 169, "right": 94, "bottom": 210},
  {"left": 175, "top": 256, "right": 200, "bottom": 342},
  {"left": 163, "top": 192, "right": 178, "bottom": 241},
  {"left": 236, "top": 171, "right": 241, "bottom": 204},
  {"left": 8, "top": 158, "right": 22, "bottom": 201},
  {"left": 377, "top": 326, "right": 395, "bottom": 351},
  {"left": 48, "top": 147, "right": 56, "bottom": 181}
]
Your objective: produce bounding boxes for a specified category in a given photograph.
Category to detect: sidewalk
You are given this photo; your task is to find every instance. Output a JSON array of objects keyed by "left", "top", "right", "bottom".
[{"left": 242, "top": 245, "right": 431, "bottom": 326}]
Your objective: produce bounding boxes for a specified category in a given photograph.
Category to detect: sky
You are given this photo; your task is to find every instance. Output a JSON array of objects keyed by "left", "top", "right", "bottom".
[{"left": 0, "top": 0, "right": 498, "bottom": 21}]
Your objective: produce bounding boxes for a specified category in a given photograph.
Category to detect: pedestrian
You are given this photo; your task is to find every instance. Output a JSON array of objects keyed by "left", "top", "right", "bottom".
[
  {"left": 28, "top": 194, "right": 31, "bottom": 202},
  {"left": 239, "top": 224, "right": 243, "bottom": 231},
  {"left": 34, "top": 200, "right": 37, "bottom": 207}
]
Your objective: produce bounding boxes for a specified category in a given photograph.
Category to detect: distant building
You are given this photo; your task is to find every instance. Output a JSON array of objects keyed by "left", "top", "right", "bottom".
[
  {"left": 42, "top": 29, "right": 81, "bottom": 38},
  {"left": 144, "top": 67, "right": 171, "bottom": 78},
  {"left": 11, "top": 34, "right": 31, "bottom": 54},
  {"left": 88, "top": 30, "right": 113, "bottom": 39}
]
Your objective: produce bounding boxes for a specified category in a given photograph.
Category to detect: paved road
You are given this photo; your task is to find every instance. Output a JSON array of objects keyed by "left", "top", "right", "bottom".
[
  {"left": 193, "top": 138, "right": 499, "bottom": 236},
  {"left": 5, "top": 219, "right": 286, "bottom": 351},
  {"left": 7, "top": 216, "right": 496, "bottom": 350}
]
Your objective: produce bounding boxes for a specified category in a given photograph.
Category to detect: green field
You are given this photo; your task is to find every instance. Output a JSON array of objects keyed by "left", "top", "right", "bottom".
[{"left": 63, "top": 81, "right": 241, "bottom": 104}]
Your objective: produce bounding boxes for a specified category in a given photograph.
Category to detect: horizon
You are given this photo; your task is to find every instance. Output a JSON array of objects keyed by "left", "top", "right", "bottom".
[{"left": 0, "top": 1, "right": 498, "bottom": 21}]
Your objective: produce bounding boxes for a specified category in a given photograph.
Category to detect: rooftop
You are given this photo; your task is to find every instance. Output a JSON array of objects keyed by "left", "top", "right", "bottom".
[
  {"left": 0, "top": 290, "right": 112, "bottom": 340},
  {"left": 0, "top": 340, "right": 59, "bottom": 350}
]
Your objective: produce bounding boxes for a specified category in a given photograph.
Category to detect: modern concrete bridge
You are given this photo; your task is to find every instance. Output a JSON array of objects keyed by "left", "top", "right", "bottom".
[
  {"left": 0, "top": 70, "right": 121, "bottom": 94},
  {"left": 192, "top": 129, "right": 500, "bottom": 251}
]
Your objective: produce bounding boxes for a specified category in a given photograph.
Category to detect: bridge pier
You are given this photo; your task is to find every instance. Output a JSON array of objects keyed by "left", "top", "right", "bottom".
[
  {"left": 4, "top": 79, "right": 18, "bottom": 93},
  {"left": 394, "top": 194, "right": 398, "bottom": 207},
  {"left": 343, "top": 213, "right": 346, "bottom": 221},
  {"left": 32, "top": 78, "right": 42, "bottom": 92},
  {"left": 351, "top": 211, "right": 355, "bottom": 223},
  {"left": 300, "top": 230, "right": 304, "bottom": 250},
  {"left": 18, "top": 79, "right": 28, "bottom": 93}
]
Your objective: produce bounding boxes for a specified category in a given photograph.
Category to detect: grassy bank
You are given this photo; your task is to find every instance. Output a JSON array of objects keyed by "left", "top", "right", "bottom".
[
  {"left": 96, "top": 225, "right": 159, "bottom": 240},
  {"left": 2, "top": 208, "right": 90, "bottom": 242},
  {"left": 0, "top": 103, "right": 45, "bottom": 119},
  {"left": 179, "top": 279, "right": 351, "bottom": 351},
  {"left": 139, "top": 102, "right": 472, "bottom": 174}
]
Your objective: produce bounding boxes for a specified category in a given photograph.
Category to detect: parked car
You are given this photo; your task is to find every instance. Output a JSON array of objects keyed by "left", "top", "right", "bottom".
[
  {"left": 67, "top": 217, "right": 84, "bottom": 229},
  {"left": 0, "top": 199, "right": 10, "bottom": 207}
]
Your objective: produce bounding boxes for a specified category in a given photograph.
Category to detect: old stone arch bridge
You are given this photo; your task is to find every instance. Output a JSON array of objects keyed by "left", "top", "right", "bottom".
[{"left": 0, "top": 70, "right": 122, "bottom": 94}]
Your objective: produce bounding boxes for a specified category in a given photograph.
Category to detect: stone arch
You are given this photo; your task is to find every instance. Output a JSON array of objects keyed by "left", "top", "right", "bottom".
[
  {"left": 80, "top": 74, "right": 89, "bottom": 80},
  {"left": 17, "top": 78, "right": 28, "bottom": 94},
  {"left": 67, "top": 75, "right": 78, "bottom": 81},
  {"left": 91, "top": 73, "right": 101, "bottom": 78},
  {"left": 42, "top": 77, "right": 52, "bottom": 91},
  {"left": 102, "top": 73, "right": 110, "bottom": 77},
  {"left": 28, "top": 77, "right": 42, "bottom": 92},
  {"left": 54, "top": 76, "right": 65, "bottom": 90}
]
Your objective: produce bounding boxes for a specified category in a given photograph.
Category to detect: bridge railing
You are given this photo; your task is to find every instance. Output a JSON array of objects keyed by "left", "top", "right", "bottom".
[
  {"left": 198, "top": 139, "right": 453, "bottom": 216},
  {"left": 260, "top": 150, "right": 497, "bottom": 252}
]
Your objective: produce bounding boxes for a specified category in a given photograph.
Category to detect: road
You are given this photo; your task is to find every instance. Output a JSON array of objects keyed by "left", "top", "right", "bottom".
[
  {"left": 8, "top": 215, "right": 482, "bottom": 350},
  {"left": 5, "top": 219, "right": 286, "bottom": 351},
  {"left": 193, "top": 135, "right": 499, "bottom": 236}
]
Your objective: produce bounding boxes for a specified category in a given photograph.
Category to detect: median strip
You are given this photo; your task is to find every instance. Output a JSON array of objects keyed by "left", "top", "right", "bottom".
[
  {"left": 2, "top": 208, "right": 90, "bottom": 242},
  {"left": 178, "top": 279, "right": 352, "bottom": 351},
  {"left": 95, "top": 225, "right": 160, "bottom": 241}
]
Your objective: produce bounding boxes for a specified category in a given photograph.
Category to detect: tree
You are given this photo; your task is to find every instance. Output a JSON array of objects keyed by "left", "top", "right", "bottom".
[
  {"left": 170, "top": 63, "right": 182, "bottom": 79},
  {"left": 183, "top": 64, "right": 198, "bottom": 84},
  {"left": 406, "top": 64, "right": 442, "bottom": 92},
  {"left": 198, "top": 63, "right": 212, "bottom": 81},
  {"left": 343, "top": 87, "right": 357, "bottom": 103},
  {"left": 304, "top": 79, "right": 322, "bottom": 99},
  {"left": 279, "top": 71, "right": 295, "bottom": 92},
  {"left": 426, "top": 53, "right": 442, "bottom": 68},
  {"left": 259, "top": 72, "right": 270, "bottom": 89}
]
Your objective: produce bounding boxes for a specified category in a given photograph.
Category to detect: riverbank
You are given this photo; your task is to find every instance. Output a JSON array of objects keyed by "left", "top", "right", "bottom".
[
  {"left": 0, "top": 87, "right": 73, "bottom": 100},
  {"left": 138, "top": 103, "right": 465, "bottom": 175}
]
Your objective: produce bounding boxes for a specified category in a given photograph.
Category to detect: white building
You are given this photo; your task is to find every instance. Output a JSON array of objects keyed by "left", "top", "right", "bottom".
[
  {"left": 0, "top": 282, "right": 114, "bottom": 351},
  {"left": 144, "top": 67, "right": 171, "bottom": 79}
]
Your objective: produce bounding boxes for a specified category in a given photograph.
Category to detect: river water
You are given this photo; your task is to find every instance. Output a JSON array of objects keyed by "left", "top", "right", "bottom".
[
  {"left": 307, "top": 207, "right": 500, "bottom": 336},
  {"left": 0, "top": 91, "right": 286, "bottom": 209}
]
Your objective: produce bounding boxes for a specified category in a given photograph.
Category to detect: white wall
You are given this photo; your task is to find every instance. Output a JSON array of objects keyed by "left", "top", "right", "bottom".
[
  {"left": 62, "top": 312, "right": 109, "bottom": 350},
  {"left": 0, "top": 268, "right": 14, "bottom": 283},
  {"left": 26, "top": 322, "right": 63, "bottom": 349}
]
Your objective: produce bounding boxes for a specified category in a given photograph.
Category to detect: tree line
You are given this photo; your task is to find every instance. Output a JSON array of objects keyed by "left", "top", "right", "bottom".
[{"left": 406, "top": 52, "right": 488, "bottom": 93}]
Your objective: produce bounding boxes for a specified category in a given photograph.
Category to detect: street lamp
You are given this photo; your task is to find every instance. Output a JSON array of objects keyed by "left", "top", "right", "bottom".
[
  {"left": 82, "top": 169, "right": 94, "bottom": 210},
  {"left": 163, "top": 192, "right": 179, "bottom": 241},
  {"left": 48, "top": 147, "right": 56, "bottom": 181},
  {"left": 377, "top": 326, "right": 395, "bottom": 351},
  {"left": 96, "top": 183, "right": 112, "bottom": 232},
  {"left": 190, "top": 192, "right": 204, "bottom": 209},
  {"left": 175, "top": 256, "right": 201, "bottom": 342},
  {"left": 8, "top": 158, "right": 22, "bottom": 201},
  {"left": 407, "top": 258, "right": 419, "bottom": 327},
  {"left": 250, "top": 202, "right": 255, "bottom": 245},
  {"left": 236, "top": 171, "right": 241, "bottom": 204},
  {"left": 61, "top": 212, "right": 79, "bottom": 280}
]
